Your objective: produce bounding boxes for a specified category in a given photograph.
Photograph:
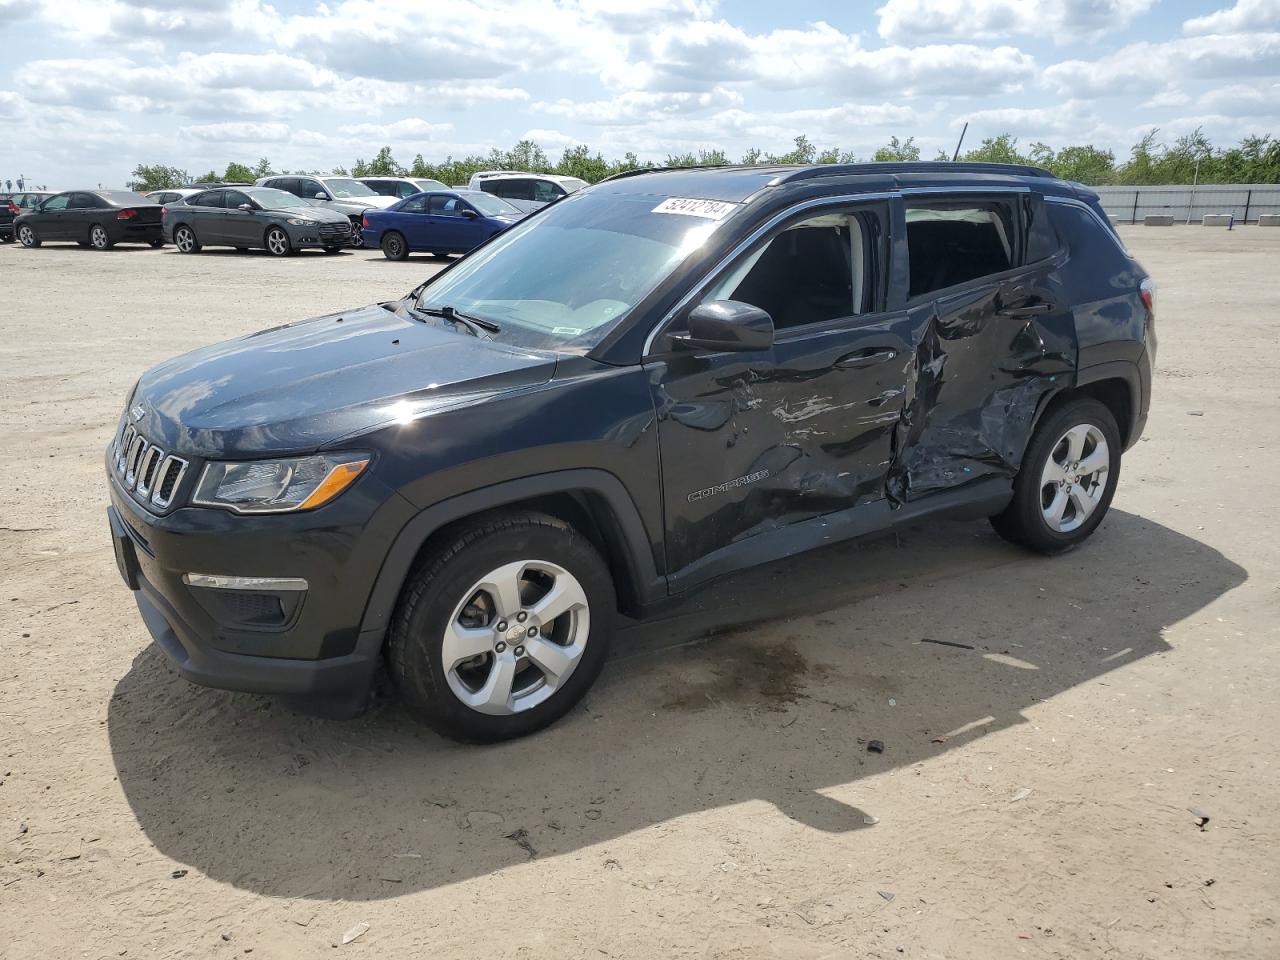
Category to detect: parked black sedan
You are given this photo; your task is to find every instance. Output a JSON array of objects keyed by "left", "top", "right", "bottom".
[
  {"left": 14, "top": 191, "right": 163, "bottom": 249},
  {"left": 163, "top": 186, "right": 351, "bottom": 256}
]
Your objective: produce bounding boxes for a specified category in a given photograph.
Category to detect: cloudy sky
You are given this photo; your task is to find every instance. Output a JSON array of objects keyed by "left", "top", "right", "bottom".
[{"left": 1, "top": 0, "right": 1278, "bottom": 188}]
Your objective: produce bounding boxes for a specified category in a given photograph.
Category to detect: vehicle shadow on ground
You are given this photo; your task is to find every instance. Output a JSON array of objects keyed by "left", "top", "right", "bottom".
[
  {"left": 107, "top": 509, "right": 1246, "bottom": 900},
  {"left": 160, "top": 248, "right": 354, "bottom": 258}
]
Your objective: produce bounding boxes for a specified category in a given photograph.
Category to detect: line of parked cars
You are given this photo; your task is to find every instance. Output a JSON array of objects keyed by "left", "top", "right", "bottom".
[{"left": 3, "top": 170, "right": 588, "bottom": 258}]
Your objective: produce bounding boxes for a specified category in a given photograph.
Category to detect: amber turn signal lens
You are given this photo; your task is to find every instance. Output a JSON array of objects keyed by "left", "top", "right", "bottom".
[{"left": 297, "top": 458, "right": 370, "bottom": 510}]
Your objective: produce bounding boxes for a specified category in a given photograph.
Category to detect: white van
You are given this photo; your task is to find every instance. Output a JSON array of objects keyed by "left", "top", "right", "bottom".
[{"left": 466, "top": 172, "right": 588, "bottom": 213}]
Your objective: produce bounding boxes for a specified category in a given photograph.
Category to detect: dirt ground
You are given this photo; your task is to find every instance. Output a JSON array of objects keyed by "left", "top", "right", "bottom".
[{"left": 1, "top": 227, "right": 1278, "bottom": 960}]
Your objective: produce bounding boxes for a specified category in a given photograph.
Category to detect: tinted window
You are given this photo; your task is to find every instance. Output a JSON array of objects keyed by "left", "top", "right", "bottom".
[
  {"left": 362, "top": 179, "right": 396, "bottom": 196},
  {"left": 41, "top": 194, "right": 70, "bottom": 211},
  {"left": 1023, "top": 195, "right": 1060, "bottom": 263},
  {"left": 533, "top": 180, "right": 564, "bottom": 203},
  {"left": 501, "top": 179, "right": 535, "bottom": 201},
  {"left": 298, "top": 179, "right": 326, "bottom": 199},
  {"left": 428, "top": 195, "right": 466, "bottom": 217},
  {"left": 224, "top": 190, "right": 252, "bottom": 209},
  {"left": 400, "top": 195, "right": 429, "bottom": 213},
  {"left": 906, "top": 200, "right": 1015, "bottom": 298},
  {"left": 704, "top": 208, "right": 883, "bottom": 331},
  {"left": 69, "top": 193, "right": 99, "bottom": 208},
  {"left": 191, "top": 191, "right": 225, "bottom": 208}
]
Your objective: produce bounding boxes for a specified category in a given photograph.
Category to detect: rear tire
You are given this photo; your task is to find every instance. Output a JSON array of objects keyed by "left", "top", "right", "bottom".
[
  {"left": 380, "top": 231, "right": 408, "bottom": 261},
  {"left": 17, "top": 224, "right": 39, "bottom": 247},
  {"left": 0, "top": 233, "right": 14, "bottom": 243},
  {"left": 990, "top": 397, "right": 1121, "bottom": 554},
  {"left": 89, "top": 224, "right": 113, "bottom": 250},
  {"left": 388, "top": 511, "right": 615, "bottom": 742},
  {"left": 174, "top": 225, "right": 200, "bottom": 254}
]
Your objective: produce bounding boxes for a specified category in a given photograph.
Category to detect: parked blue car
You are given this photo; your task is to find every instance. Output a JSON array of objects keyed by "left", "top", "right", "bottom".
[{"left": 361, "top": 189, "right": 523, "bottom": 260}]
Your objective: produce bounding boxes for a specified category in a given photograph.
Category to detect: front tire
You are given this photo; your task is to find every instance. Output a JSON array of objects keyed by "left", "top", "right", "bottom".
[
  {"left": 17, "top": 224, "right": 40, "bottom": 247},
  {"left": 265, "top": 226, "right": 293, "bottom": 257},
  {"left": 173, "top": 225, "right": 200, "bottom": 254},
  {"left": 389, "top": 511, "right": 615, "bottom": 742},
  {"left": 89, "top": 224, "right": 113, "bottom": 250},
  {"left": 380, "top": 231, "right": 408, "bottom": 261},
  {"left": 990, "top": 397, "right": 1121, "bottom": 554},
  {"left": 348, "top": 221, "right": 365, "bottom": 248}
]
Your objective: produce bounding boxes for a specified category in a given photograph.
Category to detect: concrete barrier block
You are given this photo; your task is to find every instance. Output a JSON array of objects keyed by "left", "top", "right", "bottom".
[
  {"left": 1144, "top": 215, "right": 1175, "bottom": 226},
  {"left": 1259, "top": 214, "right": 1280, "bottom": 227},
  {"left": 1202, "top": 214, "right": 1232, "bottom": 227}
]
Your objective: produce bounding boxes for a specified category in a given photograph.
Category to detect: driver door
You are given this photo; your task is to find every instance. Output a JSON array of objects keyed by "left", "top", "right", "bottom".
[
  {"left": 34, "top": 193, "right": 72, "bottom": 239},
  {"left": 221, "top": 190, "right": 259, "bottom": 247},
  {"left": 644, "top": 200, "right": 916, "bottom": 579}
]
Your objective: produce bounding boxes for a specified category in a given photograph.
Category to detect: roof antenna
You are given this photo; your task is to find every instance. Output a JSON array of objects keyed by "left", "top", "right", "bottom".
[{"left": 951, "top": 122, "right": 968, "bottom": 162}]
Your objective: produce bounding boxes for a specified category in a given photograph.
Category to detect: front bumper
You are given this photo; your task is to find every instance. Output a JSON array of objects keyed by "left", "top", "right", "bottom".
[
  {"left": 286, "top": 220, "right": 352, "bottom": 248},
  {"left": 107, "top": 455, "right": 416, "bottom": 713}
]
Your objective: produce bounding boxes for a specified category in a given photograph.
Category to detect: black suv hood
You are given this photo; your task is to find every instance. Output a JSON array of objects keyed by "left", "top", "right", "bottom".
[{"left": 130, "top": 303, "right": 557, "bottom": 458}]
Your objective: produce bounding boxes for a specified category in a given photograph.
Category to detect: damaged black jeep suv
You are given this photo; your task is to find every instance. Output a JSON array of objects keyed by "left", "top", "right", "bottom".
[{"left": 106, "top": 162, "right": 1154, "bottom": 741}]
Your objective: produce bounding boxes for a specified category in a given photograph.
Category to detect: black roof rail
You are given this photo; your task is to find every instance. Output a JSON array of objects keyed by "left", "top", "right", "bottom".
[{"left": 774, "top": 161, "right": 1057, "bottom": 184}]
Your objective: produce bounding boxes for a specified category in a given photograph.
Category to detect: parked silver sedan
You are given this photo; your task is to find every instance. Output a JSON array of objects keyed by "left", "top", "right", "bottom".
[{"left": 162, "top": 186, "right": 352, "bottom": 256}]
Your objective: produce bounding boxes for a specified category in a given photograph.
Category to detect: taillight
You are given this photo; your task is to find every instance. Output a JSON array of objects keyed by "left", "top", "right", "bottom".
[
  {"left": 1139, "top": 277, "right": 1155, "bottom": 317},
  {"left": 116, "top": 208, "right": 138, "bottom": 220},
  {"left": 6, "top": 202, "right": 17, "bottom": 215},
  {"left": 361, "top": 213, "right": 369, "bottom": 227}
]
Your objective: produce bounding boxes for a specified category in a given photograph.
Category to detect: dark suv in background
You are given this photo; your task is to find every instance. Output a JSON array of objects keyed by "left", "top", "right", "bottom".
[{"left": 106, "top": 162, "right": 1154, "bottom": 742}]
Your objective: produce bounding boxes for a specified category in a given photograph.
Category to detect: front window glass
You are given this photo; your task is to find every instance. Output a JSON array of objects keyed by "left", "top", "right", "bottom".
[
  {"left": 417, "top": 191, "right": 728, "bottom": 352},
  {"left": 321, "top": 177, "right": 377, "bottom": 198},
  {"left": 42, "top": 194, "right": 70, "bottom": 210},
  {"left": 247, "top": 188, "right": 310, "bottom": 210},
  {"left": 465, "top": 192, "right": 519, "bottom": 216}
]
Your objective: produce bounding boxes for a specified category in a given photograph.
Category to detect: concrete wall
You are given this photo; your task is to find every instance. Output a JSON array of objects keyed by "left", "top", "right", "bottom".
[{"left": 1092, "top": 184, "right": 1280, "bottom": 224}]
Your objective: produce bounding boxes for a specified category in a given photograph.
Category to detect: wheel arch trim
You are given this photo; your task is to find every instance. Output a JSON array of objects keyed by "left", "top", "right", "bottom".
[{"left": 357, "top": 469, "right": 663, "bottom": 640}]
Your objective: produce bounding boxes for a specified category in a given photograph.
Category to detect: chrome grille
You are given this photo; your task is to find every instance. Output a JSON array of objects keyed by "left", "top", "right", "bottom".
[{"left": 113, "top": 423, "right": 188, "bottom": 510}]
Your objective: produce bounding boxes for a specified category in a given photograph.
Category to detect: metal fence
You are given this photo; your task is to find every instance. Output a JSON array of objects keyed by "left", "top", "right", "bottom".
[{"left": 1093, "top": 184, "right": 1280, "bottom": 224}]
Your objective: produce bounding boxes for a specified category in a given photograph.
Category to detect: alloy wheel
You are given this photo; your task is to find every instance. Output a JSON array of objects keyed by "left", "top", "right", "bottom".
[
  {"left": 349, "top": 225, "right": 364, "bottom": 248},
  {"left": 443, "top": 560, "right": 590, "bottom": 716},
  {"left": 90, "top": 225, "right": 109, "bottom": 249},
  {"left": 18, "top": 225, "right": 35, "bottom": 247},
  {"left": 266, "top": 228, "right": 289, "bottom": 256},
  {"left": 175, "top": 227, "right": 195, "bottom": 253},
  {"left": 1039, "top": 423, "right": 1109, "bottom": 533}
]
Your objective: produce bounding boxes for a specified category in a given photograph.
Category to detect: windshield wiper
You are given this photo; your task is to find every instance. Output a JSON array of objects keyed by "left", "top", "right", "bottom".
[{"left": 412, "top": 303, "right": 501, "bottom": 336}]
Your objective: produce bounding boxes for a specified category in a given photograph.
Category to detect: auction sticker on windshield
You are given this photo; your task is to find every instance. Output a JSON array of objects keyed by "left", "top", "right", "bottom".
[{"left": 652, "top": 197, "right": 739, "bottom": 220}]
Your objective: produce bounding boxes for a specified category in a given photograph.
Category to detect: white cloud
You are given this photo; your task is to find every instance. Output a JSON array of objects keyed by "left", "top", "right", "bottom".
[
  {"left": 180, "top": 122, "right": 294, "bottom": 143},
  {"left": 1197, "top": 81, "right": 1280, "bottom": 115},
  {"left": 337, "top": 118, "right": 455, "bottom": 140},
  {"left": 1044, "top": 31, "right": 1280, "bottom": 96},
  {"left": 876, "top": 0, "right": 1154, "bottom": 43},
  {"left": 1184, "top": 0, "right": 1280, "bottom": 35}
]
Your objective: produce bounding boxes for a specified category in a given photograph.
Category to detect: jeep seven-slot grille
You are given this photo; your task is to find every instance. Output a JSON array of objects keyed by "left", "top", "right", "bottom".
[{"left": 114, "top": 423, "right": 188, "bottom": 511}]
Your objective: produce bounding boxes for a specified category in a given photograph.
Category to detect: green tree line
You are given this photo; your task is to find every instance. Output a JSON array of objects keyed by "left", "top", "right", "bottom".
[{"left": 128, "top": 128, "right": 1280, "bottom": 192}]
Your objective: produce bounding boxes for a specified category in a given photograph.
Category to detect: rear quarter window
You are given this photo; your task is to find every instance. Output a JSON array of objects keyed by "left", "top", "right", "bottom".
[{"left": 906, "top": 200, "right": 1015, "bottom": 298}]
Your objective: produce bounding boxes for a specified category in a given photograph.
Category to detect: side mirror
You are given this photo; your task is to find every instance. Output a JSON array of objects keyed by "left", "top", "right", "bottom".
[
  {"left": 237, "top": 203, "right": 254, "bottom": 212},
  {"left": 314, "top": 192, "right": 329, "bottom": 201},
  {"left": 460, "top": 208, "right": 479, "bottom": 219},
  {"left": 672, "top": 300, "right": 774, "bottom": 353}
]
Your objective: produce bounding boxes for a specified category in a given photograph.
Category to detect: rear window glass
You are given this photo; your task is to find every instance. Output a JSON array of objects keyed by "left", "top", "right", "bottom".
[
  {"left": 98, "top": 191, "right": 152, "bottom": 206},
  {"left": 906, "top": 201, "right": 1014, "bottom": 298}
]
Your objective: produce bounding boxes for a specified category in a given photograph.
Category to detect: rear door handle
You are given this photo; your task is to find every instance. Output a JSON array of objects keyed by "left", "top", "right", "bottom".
[
  {"left": 998, "top": 302, "right": 1055, "bottom": 319},
  {"left": 836, "top": 348, "right": 898, "bottom": 369}
]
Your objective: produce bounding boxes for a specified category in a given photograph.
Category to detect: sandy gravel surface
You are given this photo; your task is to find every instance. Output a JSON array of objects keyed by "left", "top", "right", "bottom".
[{"left": 1, "top": 229, "right": 1277, "bottom": 959}]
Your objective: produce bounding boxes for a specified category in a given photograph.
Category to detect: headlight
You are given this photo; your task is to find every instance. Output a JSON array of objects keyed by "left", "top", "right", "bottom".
[
  {"left": 193, "top": 453, "right": 370, "bottom": 514},
  {"left": 285, "top": 217, "right": 316, "bottom": 226}
]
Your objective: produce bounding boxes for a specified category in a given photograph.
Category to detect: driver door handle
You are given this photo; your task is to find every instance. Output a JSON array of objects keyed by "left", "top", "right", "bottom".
[{"left": 836, "top": 348, "right": 897, "bottom": 369}]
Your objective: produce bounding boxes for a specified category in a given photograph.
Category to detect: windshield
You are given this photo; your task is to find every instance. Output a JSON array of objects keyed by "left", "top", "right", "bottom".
[
  {"left": 465, "top": 192, "right": 520, "bottom": 217},
  {"left": 322, "top": 177, "right": 377, "bottom": 198},
  {"left": 413, "top": 178, "right": 448, "bottom": 192},
  {"left": 417, "top": 191, "right": 728, "bottom": 352},
  {"left": 247, "top": 187, "right": 312, "bottom": 210}
]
